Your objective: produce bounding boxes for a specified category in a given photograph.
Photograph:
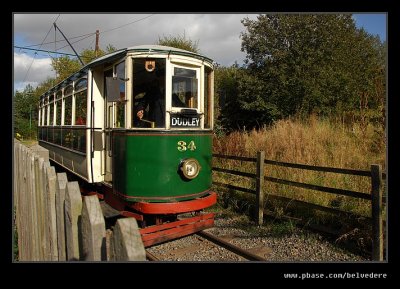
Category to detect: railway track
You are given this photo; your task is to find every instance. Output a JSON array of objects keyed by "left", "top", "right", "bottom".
[{"left": 145, "top": 230, "right": 267, "bottom": 261}]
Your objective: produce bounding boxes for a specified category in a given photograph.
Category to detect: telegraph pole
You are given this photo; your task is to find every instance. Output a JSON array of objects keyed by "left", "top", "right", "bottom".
[{"left": 95, "top": 30, "right": 100, "bottom": 57}]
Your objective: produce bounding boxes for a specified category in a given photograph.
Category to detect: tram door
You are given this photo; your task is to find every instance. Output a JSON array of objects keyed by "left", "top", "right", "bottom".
[
  {"left": 103, "top": 62, "right": 126, "bottom": 183},
  {"left": 104, "top": 69, "right": 114, "bottom": 183}
]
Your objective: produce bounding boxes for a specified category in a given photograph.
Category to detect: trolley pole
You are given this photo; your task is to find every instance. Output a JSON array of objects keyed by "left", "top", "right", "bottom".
[
  {"left": 95, "top": 30, "right": 100, "bottom": 57},
  {"left": 53, "top": 23, "right": 84, "bottom": 66}
]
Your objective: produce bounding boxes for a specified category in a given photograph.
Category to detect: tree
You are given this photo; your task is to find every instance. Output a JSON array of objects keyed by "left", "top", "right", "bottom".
[
  {"left": 52, "top": 44, "right": 118, "bottom": 84},
  {"left": 51, "top": 56, "right": 81, "bottom": 82},
  {"left": 14, "top": 84, "right": 37, "bottom": 139},
  {"left": 237, "top": 14, "right": 385, "bottom": 129},
  {"left": 215, "top": 63, "right": 249, "bottom": 131},
  {"left": 156, "top": 32, "right": 200, "bottom": 53}
]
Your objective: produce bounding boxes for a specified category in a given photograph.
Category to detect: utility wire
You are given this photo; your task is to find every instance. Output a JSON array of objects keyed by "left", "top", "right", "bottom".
[
  {"left": 22, "top": 14, "right": 60, "bottom": 84},
  {"left": 14, "top": 45, "right": 93, "bottom": 59},
  {"left": 56, "top": 14, "right": 155, "bottom": 50},
  {"left": 23, "top": 32, "right": 96, "bottom": 48},
  {"left": 99, "top": 14, "right": 155, "bottom": 34},
  {"left": 56, "top": 33, "right": 95, "bottom": 51},
  {"left": 20, "top": 14, "right": 155, "bottom": 56}
]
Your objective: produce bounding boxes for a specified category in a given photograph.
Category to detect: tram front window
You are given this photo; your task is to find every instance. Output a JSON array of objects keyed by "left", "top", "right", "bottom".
[
  {"left": 132, "top": 59, "right": 166, "bottom": 128},
  {"left": 172, "top": 67, "right": 198, "bottom": 109}
]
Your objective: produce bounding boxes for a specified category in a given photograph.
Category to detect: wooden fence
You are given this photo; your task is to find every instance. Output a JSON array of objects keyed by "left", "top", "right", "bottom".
[
  {"left": 212, "top": 152, "right": 386, "bottom": 261},
  {"left": 13, "top": 140, "right": 146, "bottom": 261}
]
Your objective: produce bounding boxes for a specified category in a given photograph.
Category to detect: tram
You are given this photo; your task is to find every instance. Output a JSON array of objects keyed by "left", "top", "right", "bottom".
[{"left": 37, "top": 45, "right": 216, "bottom": 246}]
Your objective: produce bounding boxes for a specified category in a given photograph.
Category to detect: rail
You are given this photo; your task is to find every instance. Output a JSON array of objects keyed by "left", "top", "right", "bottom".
[
  {"left": 146, "top": 231, "right": 267, "bottom": 261},
  {"left": 212, "top": 151, "right": 386, "bottom": 261}
]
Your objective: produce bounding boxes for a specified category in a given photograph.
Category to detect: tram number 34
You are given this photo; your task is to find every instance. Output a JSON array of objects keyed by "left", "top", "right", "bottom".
[{"left": 177, "top": 141, "right": 197, "bottom": 152}]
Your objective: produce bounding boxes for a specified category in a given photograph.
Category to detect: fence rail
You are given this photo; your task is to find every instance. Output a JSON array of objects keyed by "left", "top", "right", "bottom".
[
  {"left": 13, "top": 140, "right": 146, "bottom": 261},
  {"left": 212, "top": 152, "right": 386, "bottom": 261}
]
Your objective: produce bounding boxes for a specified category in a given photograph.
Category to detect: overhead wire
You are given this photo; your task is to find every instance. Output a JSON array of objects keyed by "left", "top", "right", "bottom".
[
  {"left": 23, "top": 32, "right": 96, "bottom": 48},
  {"left": 19, "top": 13, "right": 156, "bottom": 85},
  {"left": 99, "top": 14, "right": 155, "bottom": 34},
  {"left": 14, "top": 46, "right": 94, "bottom": 59},
  {"left": 22, "top": 14, "right": 61, "bottom": 84},
  {"left": 56, "top": 33, "right": 95, "bottom": 51},
  {"left": 20, "top": 14, "right": 155, "bottom": 57}
]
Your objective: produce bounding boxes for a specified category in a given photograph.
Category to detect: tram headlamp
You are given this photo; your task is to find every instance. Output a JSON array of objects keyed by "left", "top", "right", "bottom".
[{"left": 180, "top": 158, "right": 201, "bottom": 180}]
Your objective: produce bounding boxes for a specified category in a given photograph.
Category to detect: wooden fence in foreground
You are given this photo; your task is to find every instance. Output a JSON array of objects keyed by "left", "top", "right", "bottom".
[
  {"left": 212, "top": 152, "right": 386, "bottom": 261},
  {"left": 13, "top": 140, "right": 146, "bottom": 261}
]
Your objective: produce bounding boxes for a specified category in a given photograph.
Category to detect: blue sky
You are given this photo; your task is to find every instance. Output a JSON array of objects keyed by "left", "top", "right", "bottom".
[{"left": 353, "top": 13, "right": 386, "bottom": 42}]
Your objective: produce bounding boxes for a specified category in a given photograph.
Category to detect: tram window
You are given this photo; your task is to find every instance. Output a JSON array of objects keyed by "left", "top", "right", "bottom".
[
  {"left": 55, "top": 91, "right": 62, "bottom": 126},
  {"left": 75, "top": 78, "right": 87, "bottom": 91},
  {"left": 115, "top": 61, "right": 125, "bottom": 128},
  {"left": 75, "top": 90, "right": 87, "bottom": 125},
  {"left": 43, "top": 96, "right": 48, "bottom": 126},
  {"left": 72, "top": 129, "right": 86, "bottom": 152},
  {"left": 64, "top": 96, "right": 72, "bottom": 125},
  {"left": 132, "top": 58, "right": 166, "bottom": 128},
  {"left": 172, "top": 67, "right": 198, "bottom": 109},
  {"left": 38, "top": 100, "right": 42, "bottom": 126},
  {"left": 49, "top": 95, "right": 54, "bottom": 126},
  {"left": 56, "top": 100, "right": 62, "bottom": 125},
  {"left": 54, "top": 127, "right": 61, "bottom": 145},
  {"left": 64, "top": 85, "right": 73, "bottom": 96},
  {"left": 42, "top": 106, "right": 47, "bottom": 126}
]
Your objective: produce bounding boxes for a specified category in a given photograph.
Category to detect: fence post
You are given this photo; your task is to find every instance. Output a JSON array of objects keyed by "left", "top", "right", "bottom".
[
  {"left": 371, "top": 164, "right": 383, "bottom": 261},
  {"left": 81, "top": 195, "right": 106, "bottom": 261},
  {"left": 34, "top": 155, "right": 46, "bottom": 260},
  {"left": 110, "top": 218, "right": 146, "bottom": 261},
  {"left": 65, "top": 181, "right": 83, "bottom": 261},
  {"left": 56, "top": 173, "right": 68, "bottom": 261},
  {"left": 256, "top": 151, "right": 265, "bottom": 226},
  {"left": 29, "top": 152, "right": 40, "bottom": 260},
  {"left": 46, "top": 165, "right": 59, "bottom": 261}
]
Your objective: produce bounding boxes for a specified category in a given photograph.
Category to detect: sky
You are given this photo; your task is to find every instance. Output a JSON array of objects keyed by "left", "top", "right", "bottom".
[{"left": 13, "top": 13, "right": 387, "bottom": 92}]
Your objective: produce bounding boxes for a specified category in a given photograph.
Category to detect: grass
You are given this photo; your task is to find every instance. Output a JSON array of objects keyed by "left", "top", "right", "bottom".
[
  {"left": 212, "top": 116, "right": 386, "bottom": 223},
  {"left": 18, "top": 139, "right": 38, "bottom": 147}
]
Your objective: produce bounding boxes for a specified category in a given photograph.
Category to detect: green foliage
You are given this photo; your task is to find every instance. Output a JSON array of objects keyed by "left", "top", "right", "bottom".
[
  {"left": 233, "top": 14, "right": 386, "bottom": 130},
  {"left": 14, "top": 85, "right": 38, "bottom": 139},
  {"left": 214, "top": 63, "right": 242, "bottom": 132},
  {"left": 270, "top": 220, "right": 295, "bottom": 236},
  {"left": 51, "top": 45, "right": 118, "bottom": 85},
  {"left": 157, "top": 32, "right": 199, "bottom": 53}
]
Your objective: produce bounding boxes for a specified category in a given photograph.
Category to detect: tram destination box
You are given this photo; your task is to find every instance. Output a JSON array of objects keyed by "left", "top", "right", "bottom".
[{"left": 170, "top": 114, "right": 200, "bottom": 128}]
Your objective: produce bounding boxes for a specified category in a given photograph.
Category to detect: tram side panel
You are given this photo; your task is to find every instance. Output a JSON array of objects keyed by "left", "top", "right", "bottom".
[{"left": 112, "top": 132, "right": 212, "bottom": 203}]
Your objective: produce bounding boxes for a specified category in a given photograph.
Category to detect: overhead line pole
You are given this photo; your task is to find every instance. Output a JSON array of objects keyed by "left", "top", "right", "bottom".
[{"left": 53, "top": 23, "right": 85, "bottom": 66}]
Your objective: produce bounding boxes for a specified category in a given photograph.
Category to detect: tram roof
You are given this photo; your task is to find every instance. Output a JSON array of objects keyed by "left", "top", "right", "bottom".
[
  {"left": 85, "top": 45, "right": 214, "bottom": 68},
  {"left": 40, "top": 45, "right": 213, "bottom": 97}
]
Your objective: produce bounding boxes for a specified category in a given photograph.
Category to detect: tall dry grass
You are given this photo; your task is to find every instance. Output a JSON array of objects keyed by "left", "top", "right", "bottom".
[{"left": 213, "top": 115, "right": 386, "bottom": 218}]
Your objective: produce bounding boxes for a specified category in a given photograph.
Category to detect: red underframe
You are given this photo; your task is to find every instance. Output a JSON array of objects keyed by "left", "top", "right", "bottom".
[
  {"left": 129, "top": 192, "right": 217, "bottom": 214},
  {"left": 101, "top": 185, "right": 217, "bottom": 247},
  {"left": 140, "top": 213, "right": 215, "bottom": 247}
]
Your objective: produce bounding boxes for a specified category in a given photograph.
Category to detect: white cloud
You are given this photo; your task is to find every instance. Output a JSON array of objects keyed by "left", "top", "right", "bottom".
[
  {"left": 13, "top": 52, "right": 54, "bottom": 91},
  {"left": 13, "top": 13, "right": 258, "bottom": 89}
]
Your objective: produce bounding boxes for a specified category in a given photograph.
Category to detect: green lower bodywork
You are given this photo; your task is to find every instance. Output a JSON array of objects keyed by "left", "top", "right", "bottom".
[{"left": 112, "top": 131, "right": 212, "bottom": 202}]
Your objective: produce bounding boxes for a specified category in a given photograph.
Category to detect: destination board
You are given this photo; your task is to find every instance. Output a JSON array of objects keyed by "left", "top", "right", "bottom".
[{"left": 170, "top": 114, "right": 200, "bottom": 128}]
